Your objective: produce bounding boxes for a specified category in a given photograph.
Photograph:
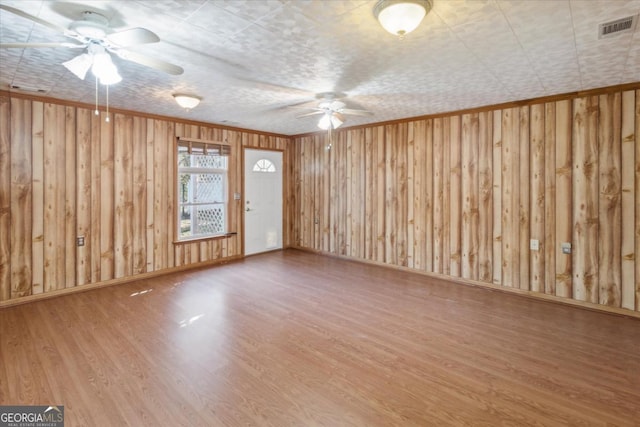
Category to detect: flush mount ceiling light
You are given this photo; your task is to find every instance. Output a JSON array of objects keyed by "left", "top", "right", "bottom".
[
  {"left": 173, "top": 94, "right": 201, "bottom": 110},
  {"left": 373, "top": 0, "right": 432, "bottom": 37}
]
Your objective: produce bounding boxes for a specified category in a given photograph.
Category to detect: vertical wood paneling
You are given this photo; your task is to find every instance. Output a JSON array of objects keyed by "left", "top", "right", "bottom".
[
  {"left": 10, "top": 98, "right": 32, "bottom": 297},
  {"left": 442, "top": 117, "right": 451, "bottom": 275},
  {"left": 478, "top": 111, "right": 492, "bottom": 282},
  {"left": 424, "top": 119, "right": 434, "bottom": 272},
  {"left": 492, "top": 110, "right": 503, "bottom": 286},
  {"left": 153, "top": 120, "right": 168, "bottom": 270},
  {"left": 3, "top": 93, "right": 279, "bottom": 305},
  {"left": 165, "top": 122, "right": 176, "bottom": 269},
  {"left": 65, "top": 107, "right": 76, "bottom": 288},
  {"left": 132, "top": 116, "right": 147, "bottom": 275},
  {"left": 364, "top": 129, "right": 374, "bottom": 259},
  {"left": 543, "top": 103, "right": 556, "bottom": 295},
  {"left": 411, "top": 120, "right": 429, "bottom": 271},
  {"left": 461, "top": 114, "right": 478, "bottom": 279},
  {"left": 519, "top": 107, "right": 530, "bottom": 290},
  {"left": 90, "top": 111, "right": 101, "bottom": 282},
  {"left": 502, "top": 108, "right": 517, "bottom": 288},
  {"left": 31, "top": 102, "right": 44, "bottom": 294},
  {"left": 620, "top": 91, "right": 635, "bottom": 310},
  {"left": 384, "top": 125, "right": 397, "bottom": 264},
  {"left": 345, "top": 131, "right": 353, "bottom": 256},
  {"left": 291, "top": 87, "right": 637, "bottom": 313},
  {"left": 328, "top": 134, "right": 337, "bottom": 253},
  {"left": 145, "top": 119, "right": 155, "bottom": 272},
  {"left": 76, "top": 108, "right": 92, "bottom": 286},
  {"left": 0, "top": 95, "right": 9, "bottom": 301},
  {"left": 315, "top": 133, "right": 323, "bottom": 252},
  {"left": 301, "top": 137, "right": 312, "bottom": 248},
  {"left": 572, "top": 96, "right": 599, "bottom": 304},
  {"left": 432, "top": 118, "right": 443, "bottom": 273},
  {"left": 449, "top": 116, "right": 461, "bottom": 276},
  {"left": 636, "top": 90, "right": 640, "bottom": 311},
  {"left": 100, "top": 112, "right": 114, "bottom": 281},
  {"left": 530, "top": 104, "right": 545, "bottom": 292},
  {"left": 375, "top": 127, "right": 385, "bottom": 262},
  {"left": 356, "top": 129, "right": 366, "bottom": 260},
  {"left": 2, "top": 87, "right": 639, "bottom": 315},
  {"left": 114, "top": 114, "right": 134, "bottom": 279},
  {"left": 337, "top": 132, "right": 347, "bottom": 255},
  {"left": 396, "top": 124, "right": 408, "bottom": 266},
  {"left": 555, "top": 100, "right": 572, "bottom": 298},
  {"left": 228, "top": 129, "right": 243, "bottom": 257},
  {"left": 44, "top": 103, "right": 65, "bottom": 292},
  {"left": 598, "top": 93, "right": 622, "bottom": 306},
  {"left": 407, "top": 123, "right": 416, "bottom": 268}
]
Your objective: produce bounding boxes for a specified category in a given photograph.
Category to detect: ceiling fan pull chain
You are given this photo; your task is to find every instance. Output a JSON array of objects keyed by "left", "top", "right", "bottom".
[
  {"left": 105, "top": 84, "right": 110, "bottom": 123},
  {"left": 94, "top": 76, "right": 99, "bottom": 116}
]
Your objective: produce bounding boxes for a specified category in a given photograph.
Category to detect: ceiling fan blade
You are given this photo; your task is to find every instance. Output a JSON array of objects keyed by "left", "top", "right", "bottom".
[
  {"left": 114, "top": 49, "right": 184, "bottom": 75},
  {"left": 1, "top": 42, "right": 85, "bottom": 48},
  {"left": 0, "top": 4, "right": 69, "bottom": 34},
  {"left": 296, "top": 111, "right": 325, "bottom": 118},
  {"left": 107, "top": 28, "right": 160, "bottom": 47},
  {"left": 340, "top": 108, "right": 374, "bottom": 116}
]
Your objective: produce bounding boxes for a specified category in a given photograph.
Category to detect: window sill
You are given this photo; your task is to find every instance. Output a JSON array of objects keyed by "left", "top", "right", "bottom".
[{"left": 174, "top": 232, "right": 237, "bottom": 245}]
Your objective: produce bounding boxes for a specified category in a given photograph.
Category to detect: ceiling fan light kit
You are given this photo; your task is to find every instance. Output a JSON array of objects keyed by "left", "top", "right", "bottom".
[
  {"left": 62, "top": 53, "right": 93, "bottom": 80},
  {"left": 173, "top": 94, "right": 202, "bottom": 110},
  {"left": 373, "top": 0, "right": 432, "bottom": 37},
  {"left": 318, "top": 112, "right": 344, "bottom": 130}
]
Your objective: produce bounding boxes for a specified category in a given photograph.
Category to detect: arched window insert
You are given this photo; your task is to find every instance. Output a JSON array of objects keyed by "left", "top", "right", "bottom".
[
  {"left": 176, "top": 137, "right": 231, "bottom": 241},
  {"left": 252, "top": 159, "right": 276, "bottom": 172}
]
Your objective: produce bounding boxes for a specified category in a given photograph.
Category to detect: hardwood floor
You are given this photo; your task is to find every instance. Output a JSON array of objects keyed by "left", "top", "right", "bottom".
[{"left": 1, "top": 249, "right": 638, "bottom": 426}]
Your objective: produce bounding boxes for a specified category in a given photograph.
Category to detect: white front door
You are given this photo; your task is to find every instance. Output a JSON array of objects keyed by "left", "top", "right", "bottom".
[{"left": 244, "top": 149, "right": 283, "bottom": 255}]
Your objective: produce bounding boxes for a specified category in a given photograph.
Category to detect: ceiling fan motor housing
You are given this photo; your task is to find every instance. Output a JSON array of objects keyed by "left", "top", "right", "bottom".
[{"left": 69, "top": 11, "right": 110, "bottom": 39}]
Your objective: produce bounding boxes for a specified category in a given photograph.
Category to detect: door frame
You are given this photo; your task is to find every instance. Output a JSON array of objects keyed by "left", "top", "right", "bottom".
[{"left": 242, "top": 147, "right": 285, "bottom": 256}]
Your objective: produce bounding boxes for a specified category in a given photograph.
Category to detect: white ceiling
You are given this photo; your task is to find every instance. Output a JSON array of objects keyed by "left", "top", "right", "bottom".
[{"left": 1, "top": 0, "right": 639, "bottom": 136}]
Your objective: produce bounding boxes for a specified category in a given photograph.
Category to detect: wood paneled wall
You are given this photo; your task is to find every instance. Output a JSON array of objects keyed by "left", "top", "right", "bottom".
[
  {"left": 292, "top": 88, "right": 640, "bottom": 313},
  {"left": 0, "top": 93, "right": 292, "bottom": 303},
  {"left": 2, "top": 86, "right": 639, "bottom": 315}
]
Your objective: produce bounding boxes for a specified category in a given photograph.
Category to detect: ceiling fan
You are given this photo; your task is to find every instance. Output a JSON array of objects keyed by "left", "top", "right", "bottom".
[
  {"left": 297, "top": 92, "right": 373, "bottom": 130},
  {"left": 0, "top": 4, "right": 183, "bottom": 83}
]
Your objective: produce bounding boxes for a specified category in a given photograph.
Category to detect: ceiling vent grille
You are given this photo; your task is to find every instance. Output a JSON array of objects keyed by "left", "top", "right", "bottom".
[
  {"left": 9, "top": 84, "right": 48, "bottom": 94},
  {"left": 598, "top": 15, "right": 637, "bottom": 39}
]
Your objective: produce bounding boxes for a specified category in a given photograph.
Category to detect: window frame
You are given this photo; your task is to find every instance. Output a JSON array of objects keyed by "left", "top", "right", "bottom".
[{"left": 175, "top": 137, "right": 231, "bottom": 243}]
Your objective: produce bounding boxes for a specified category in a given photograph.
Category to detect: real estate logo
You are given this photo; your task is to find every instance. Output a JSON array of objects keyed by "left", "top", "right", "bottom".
[{"left": 0, "top": 405, "right": 64, "bottom": 427}]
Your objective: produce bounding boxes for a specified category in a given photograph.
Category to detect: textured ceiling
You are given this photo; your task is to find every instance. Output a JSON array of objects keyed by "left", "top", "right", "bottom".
[{"left": 1, "top": 0, "right": 639, "bottom": 136}]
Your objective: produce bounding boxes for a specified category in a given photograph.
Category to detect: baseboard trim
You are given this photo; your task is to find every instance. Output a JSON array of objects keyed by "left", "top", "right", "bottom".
[
  {"left": 290, "top": 246, "right": 640, "bottom": 320},
  {"left": 0, "top": 255, "right": 243, "bottom": 309}
]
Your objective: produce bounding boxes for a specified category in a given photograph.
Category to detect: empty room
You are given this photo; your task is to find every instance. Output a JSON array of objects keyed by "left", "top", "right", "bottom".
[{"left": 1, "top": 0, "right": 639, "bottom": 425}]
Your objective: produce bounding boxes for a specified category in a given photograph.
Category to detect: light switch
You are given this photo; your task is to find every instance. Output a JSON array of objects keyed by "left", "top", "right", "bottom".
[
  {"left": 561, "top": 242, "right": 571, "bottom": 254},
  {"left": 530, "top": 239, "right": 539, "bottom": 251}
]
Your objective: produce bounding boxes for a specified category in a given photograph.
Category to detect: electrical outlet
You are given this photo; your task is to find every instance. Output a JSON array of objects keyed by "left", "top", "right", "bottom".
[
  {"left": 76, "top": 236, "right": 85, "bottom": 247},
  {"left": 561, "top": 242, "right": 571, "bottom": 254},
  {"left": 530, "top": 239, "right": 540, "bottom": 251}
]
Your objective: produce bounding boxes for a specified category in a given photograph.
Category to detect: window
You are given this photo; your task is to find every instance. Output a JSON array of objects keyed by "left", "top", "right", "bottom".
[
  {"left": 177, "top": 138, "right": 230, "bottom": 241},
  {"left": 252, "top": 158, "right": 276, "bottom": 172}
]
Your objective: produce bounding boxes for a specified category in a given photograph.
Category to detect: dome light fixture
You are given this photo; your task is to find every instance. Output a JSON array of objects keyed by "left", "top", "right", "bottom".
[
  {"left": 173, "top": 94, "right": 201, "bottom": 110},
  {"left": 373, "top": 0, "right": 432, "bottom": 38}
]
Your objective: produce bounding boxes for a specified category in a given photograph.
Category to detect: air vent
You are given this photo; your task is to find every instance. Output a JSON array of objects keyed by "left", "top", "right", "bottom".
[
  {"left": 9, "top": 84, "right": 48, "bottom": 93},
  {"left": 598, "top": 15, "right": 637, "bottom": 39}
]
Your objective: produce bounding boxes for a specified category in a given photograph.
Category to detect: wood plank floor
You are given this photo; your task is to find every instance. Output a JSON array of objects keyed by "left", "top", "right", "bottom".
[{"left": 1, "top": 249, "right": 639, "bottom": 426}]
